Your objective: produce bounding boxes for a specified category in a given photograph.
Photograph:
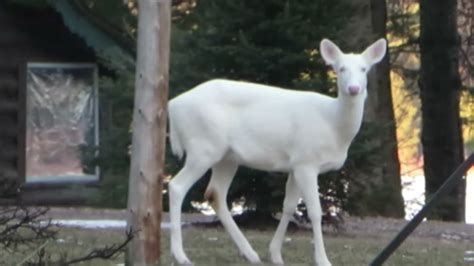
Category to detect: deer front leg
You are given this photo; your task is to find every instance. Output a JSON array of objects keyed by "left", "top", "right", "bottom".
[
  {"left": 269, "top": 173, "right": 301, "bottom": 264},
  {"left": 293, "top": 166, "right": 331, "bottom": 266}
]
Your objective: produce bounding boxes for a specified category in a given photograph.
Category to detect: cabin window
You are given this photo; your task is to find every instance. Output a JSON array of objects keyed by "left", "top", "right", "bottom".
[{"left": 25, "top": 63, "right": 99, "bottom": 184}]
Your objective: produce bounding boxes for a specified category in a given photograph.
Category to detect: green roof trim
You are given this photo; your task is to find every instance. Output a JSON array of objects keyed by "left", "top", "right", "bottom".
[{"left": 50, "top": 0, "right": 135, "bottom": 68}]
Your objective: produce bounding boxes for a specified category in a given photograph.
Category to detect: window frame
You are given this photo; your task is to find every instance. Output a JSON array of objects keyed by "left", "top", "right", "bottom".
[{"left": 22, "top": 62, "right": 100, "bottom": 186}]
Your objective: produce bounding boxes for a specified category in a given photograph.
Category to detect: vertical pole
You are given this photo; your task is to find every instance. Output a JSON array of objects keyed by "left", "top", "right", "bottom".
[{"left": 126, "top": 0, "right": 171, "bottom": 264}]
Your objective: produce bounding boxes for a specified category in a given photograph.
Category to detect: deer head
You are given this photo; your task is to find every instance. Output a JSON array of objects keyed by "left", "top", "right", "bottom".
[{"left": 320, "top": 38, "right": 387, "bottom": 97}]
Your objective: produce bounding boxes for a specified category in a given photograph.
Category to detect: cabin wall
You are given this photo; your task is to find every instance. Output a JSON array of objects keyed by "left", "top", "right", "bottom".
[{"left": 0, "top": 3, "right": 97, "bottom": 204}]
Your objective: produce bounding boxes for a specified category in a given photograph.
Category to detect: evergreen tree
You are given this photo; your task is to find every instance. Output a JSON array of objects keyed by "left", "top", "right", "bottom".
[{"left": 171, "top": 0, "right": 344, "bottom": 94}]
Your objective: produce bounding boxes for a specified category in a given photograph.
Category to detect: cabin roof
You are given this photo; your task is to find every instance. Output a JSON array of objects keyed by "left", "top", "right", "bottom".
[{"left": 50, "top": 0, "right": 135, "bottom": 67}]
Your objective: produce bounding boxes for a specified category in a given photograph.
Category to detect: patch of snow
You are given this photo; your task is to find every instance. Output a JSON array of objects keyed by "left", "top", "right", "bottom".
[
  {"left": 402, "top": 174, "right": 473, "bottom": 224},
  {"left": 401, "top": 175, "right": 425, "bottom": 220},
  {"left": 191, "top": 198, "right": 247, "bottom": 216},
  {"left": 465, "top": 250, "right": 474, "bottom": 262},
  {"left": 466, "top": 175, "right": 474, "bottom": 224},
  {"left": 40, "top": 219, "right": 175, "bottom": 229}
]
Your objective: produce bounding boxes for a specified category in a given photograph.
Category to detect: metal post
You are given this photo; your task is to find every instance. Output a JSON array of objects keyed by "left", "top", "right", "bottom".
[{"left": 370, "top": 153, "right": 474, "bottom": 266}]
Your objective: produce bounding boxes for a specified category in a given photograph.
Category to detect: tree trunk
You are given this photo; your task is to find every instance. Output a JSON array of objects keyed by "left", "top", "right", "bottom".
[
  {"left": 126, "top": 0, "right": 171, "bottom": 264},
  {"left": 369, "top": 0, "right": 405, "bottom": 218},
  {"left": 419, "top": 0, "right": 465, "bottom": 221},
  {"left": 341, "top": 0, "right": 405, "bottom": 218}
]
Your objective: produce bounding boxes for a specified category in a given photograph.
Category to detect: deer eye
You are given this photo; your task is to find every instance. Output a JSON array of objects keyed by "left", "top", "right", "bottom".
[{"left": 339, "top": 66, "right": 346, "bottom": 72}]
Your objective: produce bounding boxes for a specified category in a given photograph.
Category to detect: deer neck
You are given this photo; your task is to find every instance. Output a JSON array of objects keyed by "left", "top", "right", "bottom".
[{"left": 334, "top": 91, "right": 366, "bottom": 145}]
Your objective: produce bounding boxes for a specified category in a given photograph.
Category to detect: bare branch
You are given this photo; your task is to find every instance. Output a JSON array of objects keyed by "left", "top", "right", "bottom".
[
  {"left": 0, "top": 205, "right": 56, "bottom": 251},
  {"left": 65, "top": 229, "right": 135, "bottom": 264}
]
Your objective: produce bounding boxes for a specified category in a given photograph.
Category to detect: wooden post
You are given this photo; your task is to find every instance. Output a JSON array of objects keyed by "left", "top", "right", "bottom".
[{"left": 126, "top": 0, "right": 171, "bottom": 264}]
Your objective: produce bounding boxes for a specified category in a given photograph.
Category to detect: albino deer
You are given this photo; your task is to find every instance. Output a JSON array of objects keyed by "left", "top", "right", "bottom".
[{"left": 168, "top": 38, "right": 387, "bottom": 265}]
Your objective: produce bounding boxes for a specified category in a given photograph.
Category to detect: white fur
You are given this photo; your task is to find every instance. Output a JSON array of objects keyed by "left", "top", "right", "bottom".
[{"left": 168, "top": 38, "right": 387, "bottom": 265}]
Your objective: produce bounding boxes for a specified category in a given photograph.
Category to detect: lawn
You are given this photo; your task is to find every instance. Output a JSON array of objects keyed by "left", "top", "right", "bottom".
[{"left": 2, "top": 225, "right": 472, "bottom": 265}]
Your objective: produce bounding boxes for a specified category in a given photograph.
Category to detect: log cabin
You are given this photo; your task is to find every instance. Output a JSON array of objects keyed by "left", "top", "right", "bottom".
[{"left": 0, "top": 1, "right": 133, "bottom": 204}]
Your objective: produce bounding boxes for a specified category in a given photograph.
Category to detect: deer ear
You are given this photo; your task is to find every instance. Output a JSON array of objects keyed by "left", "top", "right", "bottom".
[
  {"left": 362, "top": 38, "right": 387, "bottom": 65},
  {"left": 320, "top": 39, "right": 343, "bottom": 65}
]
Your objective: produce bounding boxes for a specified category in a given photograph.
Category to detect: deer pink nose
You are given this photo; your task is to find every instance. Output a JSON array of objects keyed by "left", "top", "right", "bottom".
[{"left": 348, "top": 85, "right": 361, "bottom": 95}]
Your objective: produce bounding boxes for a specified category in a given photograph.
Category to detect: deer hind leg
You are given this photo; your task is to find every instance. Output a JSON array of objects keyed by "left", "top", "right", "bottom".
[
  {"left": 169, "top": 153, "right": 217, "bottom": 264},
  {"left": 205, "top": 160, "right": 261, "bottom": 264},
  {"left": 269, "top": 173, "right": 301, "bottom": 264}
]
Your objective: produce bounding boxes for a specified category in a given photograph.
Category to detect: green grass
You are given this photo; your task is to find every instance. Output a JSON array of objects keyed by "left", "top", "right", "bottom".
[{"left": 1, "top": 226, "right": 473, "bottom": 265}]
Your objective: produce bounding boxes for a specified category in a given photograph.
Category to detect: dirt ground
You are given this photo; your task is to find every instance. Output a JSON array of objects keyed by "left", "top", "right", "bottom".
[{"left": 44, "top": 207, "right": 474, "bottom": 243}]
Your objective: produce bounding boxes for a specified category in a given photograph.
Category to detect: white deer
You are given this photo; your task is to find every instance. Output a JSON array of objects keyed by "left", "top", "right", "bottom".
[{"left": 168, "top": 38, "right": 387, "bottom": 265}]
